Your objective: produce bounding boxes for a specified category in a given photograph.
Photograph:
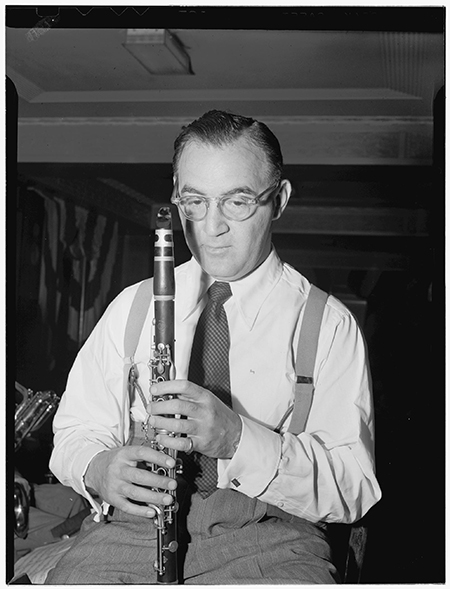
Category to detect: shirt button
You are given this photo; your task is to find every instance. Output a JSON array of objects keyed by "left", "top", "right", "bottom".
[{"left": 277, "top": 501, "right": 284, "bottom": 508}]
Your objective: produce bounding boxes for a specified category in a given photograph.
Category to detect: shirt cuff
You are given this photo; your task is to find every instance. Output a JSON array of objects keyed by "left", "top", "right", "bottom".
[
  {"left": 73, "top": 445, "right": 110, "bottom": 518},
  {"left": 217, "top": 415, "right": 282, "bottom": 496}
]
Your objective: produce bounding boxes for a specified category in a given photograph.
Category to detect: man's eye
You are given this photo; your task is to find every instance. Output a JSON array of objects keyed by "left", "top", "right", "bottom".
[
  {"left": 183, "top": 197, "right": 204, "bottom": 206},
  {"left": 228, "top": 198, "right": 249, "bottom": 207}
]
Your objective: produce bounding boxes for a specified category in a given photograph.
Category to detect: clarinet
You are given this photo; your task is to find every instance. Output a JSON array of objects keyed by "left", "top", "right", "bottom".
[{"left": 149, "top": 207, "right": 179, "bottom": 584}]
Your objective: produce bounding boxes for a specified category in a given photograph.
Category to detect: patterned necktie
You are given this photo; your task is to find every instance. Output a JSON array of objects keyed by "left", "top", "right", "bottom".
[{"left": 186, "top": 281, "right": 232, "bottom": 498}]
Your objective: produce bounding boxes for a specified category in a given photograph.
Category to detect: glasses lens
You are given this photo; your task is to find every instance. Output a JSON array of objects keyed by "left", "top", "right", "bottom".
[
  {"left": 222, "top": 197, "right": 254, "bottom": 221},
  {"left": 177, "top": 195, "right": 259, "bottom": 221},
  {"left": 180, "top": 197, "right": 207, "bottom": 220}
]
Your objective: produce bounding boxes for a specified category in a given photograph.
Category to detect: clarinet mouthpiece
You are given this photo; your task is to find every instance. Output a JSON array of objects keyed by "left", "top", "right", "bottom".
[{"left": 156, "top": 207, "right": 172, "bottom": 229}]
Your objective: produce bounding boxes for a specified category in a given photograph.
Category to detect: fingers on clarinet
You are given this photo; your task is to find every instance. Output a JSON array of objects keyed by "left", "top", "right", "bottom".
[
  {"left": 128, "top": 469, "right": 177, "bottom": 493},
  {"left": 149, "top": 416, "right": 187, "bottom": 435},
  {"left": 158, "top": 435, "right": 194, "bottom": 453},
  {"left": 118, "top": 500, "right": 157, "bottom": 519},
  {"left": 134, "top": 445, "right": 176, "bottom": 468},
  {"left": 122, "top": 485, "right": 175, "bottom": 509},
  {"left": 155, "top": 432, "right": 188, "bottom": 450}
]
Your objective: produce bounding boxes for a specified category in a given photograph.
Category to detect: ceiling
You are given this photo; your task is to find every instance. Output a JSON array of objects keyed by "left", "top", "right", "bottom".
[
  {"left": 7, "top": 19, "right": 444, "bottom": 166},
  {"left": 8, "top": 27, "right": 442, "bottom": 108},
  {"left": 7, "top": 8, "right": 444, "bottom": 235}
]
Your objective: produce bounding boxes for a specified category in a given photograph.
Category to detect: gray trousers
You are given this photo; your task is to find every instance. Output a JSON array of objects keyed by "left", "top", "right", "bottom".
[{"left": 45, "top": 485, "right": 338, "bottom": 584}]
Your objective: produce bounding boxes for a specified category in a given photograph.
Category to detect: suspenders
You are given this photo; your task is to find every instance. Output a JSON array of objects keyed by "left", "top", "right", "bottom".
[
  {"left": 288, "top": 285, "right": 328, "bottom": 435},
  {"left": 124, "top": 280, "right": 328, "bottom": 435},
  {"left": 124, "top": 279, "right": 153, "bottom": 361}
]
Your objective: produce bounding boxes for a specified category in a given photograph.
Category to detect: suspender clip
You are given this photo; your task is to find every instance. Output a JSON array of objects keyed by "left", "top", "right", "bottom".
[{"left": 296, "top": 375, "right": 313, "bottom": 384}]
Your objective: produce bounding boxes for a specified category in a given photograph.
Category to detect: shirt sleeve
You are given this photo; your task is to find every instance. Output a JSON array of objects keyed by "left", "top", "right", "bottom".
[
  {"left": 217, "top": 302, "right": 382, "bottom": 524},
  {"left": 49, "top": 287, "right": 135, "bottom": 515}
]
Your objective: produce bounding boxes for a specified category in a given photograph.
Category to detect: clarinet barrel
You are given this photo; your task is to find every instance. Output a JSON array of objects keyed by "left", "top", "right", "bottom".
[{"left": 150, "top": 207, "right": 179, "bottom": 584}]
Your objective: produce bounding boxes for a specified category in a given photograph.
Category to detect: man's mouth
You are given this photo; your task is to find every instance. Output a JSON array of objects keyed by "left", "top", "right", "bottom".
[{"left": 203, "top": 245, "right": 231, "bottom": 254}]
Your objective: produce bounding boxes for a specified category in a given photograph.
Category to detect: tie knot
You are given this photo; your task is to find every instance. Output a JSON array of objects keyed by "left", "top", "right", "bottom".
[{"left": 208, "top": 281, "right": 232, "bottom": 305}]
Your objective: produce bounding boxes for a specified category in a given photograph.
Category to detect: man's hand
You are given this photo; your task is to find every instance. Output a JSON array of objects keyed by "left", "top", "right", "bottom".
[
  {"left": 148, "top": 380, "right": 242, "bottom": 459},
  {"left": 84, "top": 445, "right": 177, "bottom": 518}
]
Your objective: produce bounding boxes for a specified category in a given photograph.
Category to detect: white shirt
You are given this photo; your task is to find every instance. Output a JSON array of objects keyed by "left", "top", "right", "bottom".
[{"left": 50, "top": 248, "right": 381, "bottom": 524}]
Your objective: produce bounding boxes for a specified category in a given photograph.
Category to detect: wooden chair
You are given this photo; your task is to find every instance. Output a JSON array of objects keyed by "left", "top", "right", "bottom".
[{"left": 329, "top": 520, "right": 368, "bottom": 583}]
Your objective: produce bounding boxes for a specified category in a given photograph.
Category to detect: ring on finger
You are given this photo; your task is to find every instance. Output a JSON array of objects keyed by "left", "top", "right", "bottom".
[{"left": 186, "top": 437, "right": 194, "bottom": 455}]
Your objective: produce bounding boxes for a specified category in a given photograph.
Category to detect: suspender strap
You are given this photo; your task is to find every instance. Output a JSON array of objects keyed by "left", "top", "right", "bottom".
[
  {"left": 287, "top": 285, "right": 328, "bottom": 435},
  {"left": 124, "top": 279, "right": 153, "bottom": 360}
]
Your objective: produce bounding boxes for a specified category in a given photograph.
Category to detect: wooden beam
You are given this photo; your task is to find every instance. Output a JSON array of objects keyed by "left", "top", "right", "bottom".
[
  {"left": 151, "top": 204, "right": 429, "bottom": 237},
  {"left": 21, "top": 175, "right": 430, "bottom": 238},
  {"left": 275, "top": 247, "right": 427, "bottom": 271},
  {"left": 17, "top": 116, "right": 433, "bottom": 165},
  {"left": 272, "top": 205, "right": 430, "bottom": 236}
]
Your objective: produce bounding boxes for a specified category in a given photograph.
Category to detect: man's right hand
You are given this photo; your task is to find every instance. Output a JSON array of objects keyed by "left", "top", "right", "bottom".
[{"left": 84, "top": 445, "right": 177, "bottom": 518}]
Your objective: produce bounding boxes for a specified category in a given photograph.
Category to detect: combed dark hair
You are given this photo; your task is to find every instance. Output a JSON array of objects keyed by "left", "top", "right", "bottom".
[{"left": 173, "top": 110, "right": 283, "bottom": 183}]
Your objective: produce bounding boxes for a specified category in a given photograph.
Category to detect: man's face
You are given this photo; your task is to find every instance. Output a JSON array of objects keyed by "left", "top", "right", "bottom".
[{"left": 176, "top": 137, "right": 277, "bottom": 282}]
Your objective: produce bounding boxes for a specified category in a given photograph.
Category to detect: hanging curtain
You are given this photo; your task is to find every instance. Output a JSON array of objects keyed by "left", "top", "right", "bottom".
[{"left": 35, "top": 188, "right": 120, "bottom": 378}]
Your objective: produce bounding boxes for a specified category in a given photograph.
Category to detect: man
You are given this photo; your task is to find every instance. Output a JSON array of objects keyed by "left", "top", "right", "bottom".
[{"left": 46, "top": 110, "right": 381, "bottom": 584}]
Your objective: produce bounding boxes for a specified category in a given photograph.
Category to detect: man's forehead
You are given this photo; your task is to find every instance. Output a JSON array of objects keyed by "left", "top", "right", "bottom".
[
  {"left": 185, "top": 134, "right": 265, "bottom": 155},
  {"left": 178, "top": 137, "right": 269, "bottom": 176}
]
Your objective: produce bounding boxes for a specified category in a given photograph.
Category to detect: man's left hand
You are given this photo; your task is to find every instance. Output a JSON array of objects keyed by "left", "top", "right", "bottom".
[{"left": 147, "top": 380, "right": 242, "bottom": 460}]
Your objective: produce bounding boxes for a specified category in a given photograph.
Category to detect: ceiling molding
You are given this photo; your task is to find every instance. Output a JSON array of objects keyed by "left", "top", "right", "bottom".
[
  {"left": 7, "top": 66, "right": 44, "bottom": 102},
  {"left": 18, "top": 115, "right": 432, "bottom": 127},
  {"left": 17, "top": 114, "right": 433, "bottom": 165},
  {"left": 24, "top": 87, "right": 419, "bottom": 104},
  {"left": 380, "top": 31, "right": 432, "bottom": 98}
]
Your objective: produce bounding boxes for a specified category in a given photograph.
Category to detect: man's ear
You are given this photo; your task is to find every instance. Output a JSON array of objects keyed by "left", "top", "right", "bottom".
[{"left": 272, "top": 179, "right": 292, "bottom": 221}]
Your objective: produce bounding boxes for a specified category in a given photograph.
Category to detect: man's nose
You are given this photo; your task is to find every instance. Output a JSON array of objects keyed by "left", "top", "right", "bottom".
[{"left": 203, "top": 200, "right": 229, "bottom": 235}]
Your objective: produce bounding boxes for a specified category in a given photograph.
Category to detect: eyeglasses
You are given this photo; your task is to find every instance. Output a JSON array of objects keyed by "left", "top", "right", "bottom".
[{"left": 171, "top": 181, "right": 280, "bottom": 222}]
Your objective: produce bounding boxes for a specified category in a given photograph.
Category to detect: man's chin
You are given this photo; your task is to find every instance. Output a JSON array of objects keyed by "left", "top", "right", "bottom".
[
  {"left": 205, "top": 265, "right": 235, "bottom": 281},
  {"left": 200, "top": 256, "right": 238, "bottom": 282}
]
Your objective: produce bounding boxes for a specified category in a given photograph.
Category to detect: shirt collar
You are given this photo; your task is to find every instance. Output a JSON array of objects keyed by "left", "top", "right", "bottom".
[
  {"left": 230, "top": 247, "right": 282, "bottom": 330},
  {"left": 178, "top": 257, "right": 213, "bottom": 322},
  {"left": 179, "top": 247, "right": 283, "bottom": 330}
]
